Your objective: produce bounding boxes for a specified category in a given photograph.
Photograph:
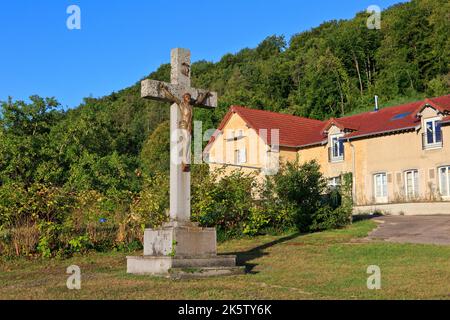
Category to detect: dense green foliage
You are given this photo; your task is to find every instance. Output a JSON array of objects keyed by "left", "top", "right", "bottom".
[{"left": 0, "top": 0, "right": 448, "bottom": 256}]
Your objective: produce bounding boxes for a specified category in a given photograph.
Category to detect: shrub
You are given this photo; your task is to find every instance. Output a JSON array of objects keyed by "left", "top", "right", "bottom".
[
  {"left": 243, "top": 178, "right": 295, "bottom": 236},
  {"left": 0, "top": 183, "right": 141, "bottom": 258},
  {"left": 272, "top": 160, "right": 353, "bottom": 233},
  {"left": 192, "top": 166, "right": 256, "bottom": 237},
  {"left": 129, "top": 172, "right": 169, "bottom": 229},
  {"left": 273, "top": 159, "right": 327, "bottom": 232},
  {"left": 309, "top": 205, "right": 351, "bottom": 231}
]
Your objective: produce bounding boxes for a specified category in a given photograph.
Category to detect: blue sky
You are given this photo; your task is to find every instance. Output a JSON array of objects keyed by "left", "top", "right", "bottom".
[{"left": 0, "top": 0, "right": 404, "bottom": 109}]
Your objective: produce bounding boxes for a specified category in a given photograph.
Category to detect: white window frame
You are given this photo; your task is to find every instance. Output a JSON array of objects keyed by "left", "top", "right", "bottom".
[
  {"left": 404, "top": 170, "right": 419, "bottom": 200},
  {"left": 438, "top": 166, "right": 450, "bottom": 199},
  {"left": 424, "top": 116, "right": 443, "bottom": 149},
  {"left": 235, "top": 147, "right": 247, "bottom": 165},
  {"left": 330, "top": 133, "right": 344, "bottom": 162},
  {"left": 373, "top": 173, "right": 388, "bottom": 203},
  {"left": 328, "top": 176, "right": 342, "bottom": 189}
]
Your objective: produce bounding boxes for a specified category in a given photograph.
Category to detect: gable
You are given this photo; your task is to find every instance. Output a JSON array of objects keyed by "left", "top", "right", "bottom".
[{"left": 419, "top": 105, "right": 442, "bottom": 119}]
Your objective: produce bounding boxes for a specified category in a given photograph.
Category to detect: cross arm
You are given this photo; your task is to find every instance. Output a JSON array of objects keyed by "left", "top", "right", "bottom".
[{"left": 141, "top": 79, "right": 218, "bottom": 109}]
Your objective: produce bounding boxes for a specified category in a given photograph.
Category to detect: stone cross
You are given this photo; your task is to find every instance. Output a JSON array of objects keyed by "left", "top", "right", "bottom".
[{"left": 141, "top": 48, "right": 217, "bottom": 224}]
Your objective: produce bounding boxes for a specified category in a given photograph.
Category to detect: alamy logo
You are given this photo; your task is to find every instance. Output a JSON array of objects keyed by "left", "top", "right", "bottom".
[
  {"left": 66, "top": 5, "right": 81, "bottom": 30},
  {"left": 367, "top": 265, "right": 381, "bottom": 290},
  {"left": 366, "top": 5, "right": 381, "bottom": 30},
  {"left": 66, "top": 265, "right": 81, "bottom": 290}
]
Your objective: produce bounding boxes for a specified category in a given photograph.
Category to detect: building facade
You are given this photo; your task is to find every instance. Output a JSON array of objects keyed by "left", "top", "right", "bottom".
[{"left": 204, "top": 95, "right": 450, "bottom": 215}]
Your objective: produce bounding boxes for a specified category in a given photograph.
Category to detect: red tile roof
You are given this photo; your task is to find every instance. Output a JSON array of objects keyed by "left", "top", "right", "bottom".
[
  {"left": 340, "top": 95, "right": 450, "bottom": 140},
  {"left": 230, "top": 106, "right": 326, "bottom": 146},
  {"left": 205, "top": 95, "right": 450, "bottom": 151},
  {"left": 205, "top": 106, "right": 327, "bottom": 150}
]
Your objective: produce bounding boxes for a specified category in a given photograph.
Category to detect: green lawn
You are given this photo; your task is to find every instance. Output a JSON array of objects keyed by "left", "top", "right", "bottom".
[{"left": 1, "top": 220, "right": 450, "bottom": 300}]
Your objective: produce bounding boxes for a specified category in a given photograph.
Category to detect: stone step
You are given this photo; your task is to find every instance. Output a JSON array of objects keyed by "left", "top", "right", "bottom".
[
  {"left": 171, "top": 255, "right": 237, "bottom": 268},
  {"left": 126, "top": 255, "right": 239, "bottom": 275},
  {"left": 169, "top": 266, "right": 246, "bottom": 279}
]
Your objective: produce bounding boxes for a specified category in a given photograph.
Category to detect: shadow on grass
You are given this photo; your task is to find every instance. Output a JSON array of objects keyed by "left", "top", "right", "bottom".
[
  {"left": 223, "top": 233, "right": 301, "bottom": 274},
  {"left": 352, "top": 213, "right": 383, "bottom": 223}
]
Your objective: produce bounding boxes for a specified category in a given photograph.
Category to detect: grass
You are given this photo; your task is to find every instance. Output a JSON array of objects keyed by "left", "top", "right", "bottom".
[{"left": 1, "top": 220, "right": 450, "bottom": 300}]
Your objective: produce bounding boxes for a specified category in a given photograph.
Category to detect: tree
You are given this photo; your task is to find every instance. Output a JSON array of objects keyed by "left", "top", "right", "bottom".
[
  {"left": 139, "top": 120, "right": 170, "bottom": 176},
  {"left": 0, "top": 96, "right": 64, "bottom": 185}
]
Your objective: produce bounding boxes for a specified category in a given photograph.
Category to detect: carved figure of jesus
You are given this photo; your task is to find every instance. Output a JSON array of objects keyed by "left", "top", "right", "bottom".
[{"left": 159, "top": 83, "right": 210, "bottom": 172}]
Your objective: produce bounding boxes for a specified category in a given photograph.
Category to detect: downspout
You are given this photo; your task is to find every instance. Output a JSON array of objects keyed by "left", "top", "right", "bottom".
[{"left": 347, "top": 138, "right": 356, "bottom": 205}]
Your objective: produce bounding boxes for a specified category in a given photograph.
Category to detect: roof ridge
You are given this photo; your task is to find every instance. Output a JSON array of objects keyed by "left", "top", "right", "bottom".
[
  {"left": 231, "top": 105, "right": 324, "bottom": 124},
  {"left": 335, "top": 94, "right": 450, "bottom": 121}
]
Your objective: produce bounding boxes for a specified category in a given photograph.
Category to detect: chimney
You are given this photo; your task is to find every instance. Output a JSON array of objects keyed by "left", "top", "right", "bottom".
[{"left": 374, "top": 95, "right": 379, "bottom": 112}]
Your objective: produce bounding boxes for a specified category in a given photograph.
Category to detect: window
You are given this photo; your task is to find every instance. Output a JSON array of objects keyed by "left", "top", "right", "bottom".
[
  {"left": 439, "top": 166, "right": 450, "bottom": 198},
  {"left": 235, "top": 148, "right": 247, "bottom": 165},
  {"left": 423, "top": 117, "right": 443, "bottom": 149},
  {"left": 329, "top": 135, "right": 344, "bottom": 162},
  {"left": 404, "top": 170, "right": 419, "bottom": 199},
  {"left": 374, "top": 173, "right": 388, "bottom": 203},
  {"left": 328, "top": 176, "right": 342, "bottom": 190},
  {"left": 226, "top": 130, "right": 235, "bottom": 141}
]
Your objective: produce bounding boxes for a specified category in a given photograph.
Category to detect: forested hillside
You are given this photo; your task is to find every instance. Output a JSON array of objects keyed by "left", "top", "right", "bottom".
[{"left": 0, "top": 0, "right": 449, "bottom": 255}]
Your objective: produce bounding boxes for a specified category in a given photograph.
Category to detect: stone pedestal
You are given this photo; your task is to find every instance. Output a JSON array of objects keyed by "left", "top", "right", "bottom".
[{"left": 126, "top": 222, "right": 243, "bottom": 278}]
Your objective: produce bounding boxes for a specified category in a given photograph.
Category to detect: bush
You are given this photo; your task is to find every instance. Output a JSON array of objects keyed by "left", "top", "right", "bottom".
[
  {"left": 273, "top": 159, "right": 327, "bottom": 232},
  {"left": 0, "top": 161, "right": 353, "bottom": 258},
  {"left": 129, "top": 172, "right": 169, "bottom": 229},
  {"left": 0, "top": 183, "right": 141, "bottom": 258},
  {"left": 243, "top": 178, "right": 295, "bottom": 236},
  {"left": 272, "top": 160, "right": 353, "bottom": 233},
  {"left": 309, "top": 204, "right": 351, "bottom": 231},
  {"left": 192, "top": 165, "right": 256, "bottom": 238}
]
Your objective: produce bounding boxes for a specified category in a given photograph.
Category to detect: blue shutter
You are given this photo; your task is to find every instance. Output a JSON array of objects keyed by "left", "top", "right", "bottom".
[{"left": 436, "top": 121, "right": 442, "bottom": 143}]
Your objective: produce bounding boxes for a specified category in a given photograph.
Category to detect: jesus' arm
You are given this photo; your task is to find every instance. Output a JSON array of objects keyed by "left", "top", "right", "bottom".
[
  {"left": 159, "top": 84, "right": 181, "bottom": 105},
  {"left": 195, "top": 91, "right": 211, "bottom": 105}
]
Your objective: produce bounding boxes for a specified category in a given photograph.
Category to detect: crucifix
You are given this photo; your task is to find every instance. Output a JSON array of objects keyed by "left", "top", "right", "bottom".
[
  {"left": 141, "top": 48, "right": 218, "bottom": 224},
  {"left": 128, "top": 49, "right": 240, "bottom": 277}
]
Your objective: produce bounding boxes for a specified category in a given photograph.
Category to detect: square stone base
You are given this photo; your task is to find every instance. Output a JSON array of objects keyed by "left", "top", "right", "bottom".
[
  {"left": 126, "top": 255, "right": 244, "bottom": 278},
  {"left": 127, "top": 223, "right": 242, "bottom": 278},
  {"left": 143, "top": 222, "right": 216, "bottom": 257}
]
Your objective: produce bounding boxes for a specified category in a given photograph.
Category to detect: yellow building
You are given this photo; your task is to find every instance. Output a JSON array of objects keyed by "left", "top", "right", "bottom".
[{"left": 204, "top": 95, "right": 450, "bottom": 215}]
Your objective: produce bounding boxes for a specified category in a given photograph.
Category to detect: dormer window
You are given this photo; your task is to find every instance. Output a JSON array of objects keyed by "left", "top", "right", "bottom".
[
  {"left": 329, "top": 134, "right": 344, "bottom": 162},
  {"left": 423, "top": 117, "right": 443, "bottom": 150}
]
